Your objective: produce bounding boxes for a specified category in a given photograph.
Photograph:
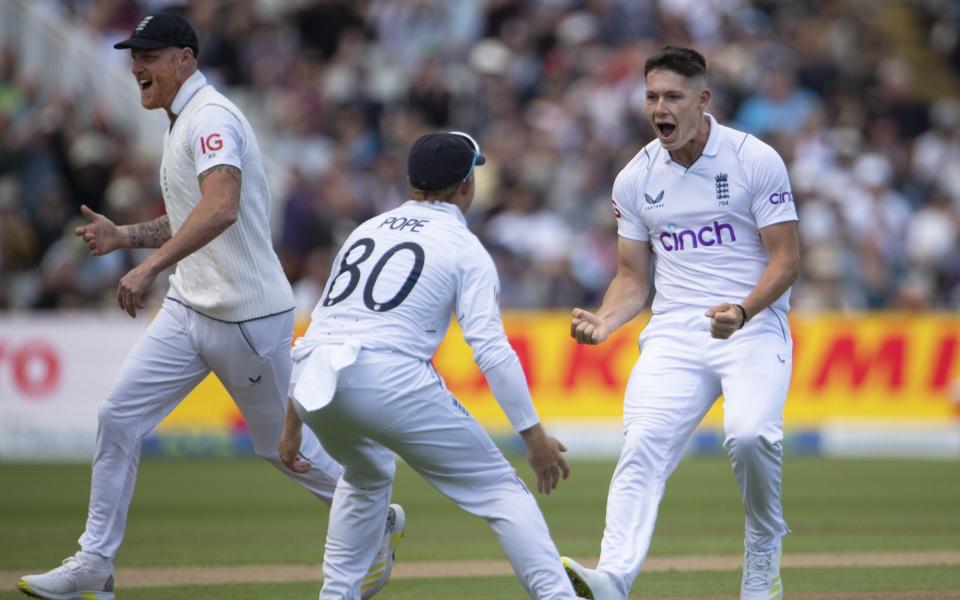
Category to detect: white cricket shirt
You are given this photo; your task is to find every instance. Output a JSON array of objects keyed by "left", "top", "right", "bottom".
[
  {"left": 613, "top": 113, "right": 798, "bottom": 314},
  {"left": 301, "top": 200, "right": 513, "bottom": 369},
  {"left": 160, "top": 71, "right": 294, "bottom": 322},
  {"left": 297, "top": 199, "right": 538, "bottom": 430}
]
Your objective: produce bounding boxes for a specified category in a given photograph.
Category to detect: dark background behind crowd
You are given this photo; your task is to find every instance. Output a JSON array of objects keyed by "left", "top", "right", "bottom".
[{"left": 2, "top": 0, "right": 959, "bottom": 317}]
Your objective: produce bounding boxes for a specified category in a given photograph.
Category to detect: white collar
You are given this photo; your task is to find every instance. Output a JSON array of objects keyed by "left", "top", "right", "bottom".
[
  {"left": 171, "top": 70, "right": 208, "bottom": 117},
  {"left": 402, "top": 199, "right": 467, "bottom": 226},
  {"left": 701, "top": 113, "right": 721, "bottom": 157}
]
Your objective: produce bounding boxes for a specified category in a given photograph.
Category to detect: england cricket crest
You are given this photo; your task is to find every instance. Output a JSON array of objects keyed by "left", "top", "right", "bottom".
[{"left": 715, "top": 172, "right": 730, "bottom": 201}]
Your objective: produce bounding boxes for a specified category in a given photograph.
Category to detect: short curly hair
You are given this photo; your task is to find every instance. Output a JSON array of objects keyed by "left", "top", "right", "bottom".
[{"left": 409, "top": 181, "right": 461, "bottom": 202}]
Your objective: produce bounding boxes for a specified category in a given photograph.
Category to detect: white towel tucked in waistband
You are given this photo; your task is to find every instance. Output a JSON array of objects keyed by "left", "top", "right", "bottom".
[{"left": 290, "top": 340, "right": 361, "bottom": 411}]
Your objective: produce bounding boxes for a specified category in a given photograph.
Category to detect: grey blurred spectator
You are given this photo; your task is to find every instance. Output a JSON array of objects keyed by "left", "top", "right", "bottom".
[
  {"left": 912, "top": 99, "right": 960, "bottom": 203},
  {"left": 292, "top": 246, "right": 334, "bottom": 321},
  {"left": 0, "top": 177, "right": 38, "bottom": 308},
  {"left": 734, "top": 67, "right": 818, "bottom": 138}
]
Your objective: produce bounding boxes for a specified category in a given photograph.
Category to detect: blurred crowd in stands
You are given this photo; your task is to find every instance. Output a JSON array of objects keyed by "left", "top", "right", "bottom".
[{"left": 2, "top": 0, "right": 960, "bottom": 315}]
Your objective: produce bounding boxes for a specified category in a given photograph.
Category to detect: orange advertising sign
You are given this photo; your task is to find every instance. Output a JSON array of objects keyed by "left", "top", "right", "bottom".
[{"left": 160, "top": 312, "right": 960, "bottom": 432}]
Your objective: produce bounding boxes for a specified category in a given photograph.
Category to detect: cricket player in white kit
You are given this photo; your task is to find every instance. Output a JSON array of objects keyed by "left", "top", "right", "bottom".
[
  {"left": 278, "top": 131, "right": 579, "bottom": 600},
  {"left": 562, "top": 47, "right": 800, "bottom": 600},
  {"left": 18, "top": 13, "right": 400, "bottom": 600}
]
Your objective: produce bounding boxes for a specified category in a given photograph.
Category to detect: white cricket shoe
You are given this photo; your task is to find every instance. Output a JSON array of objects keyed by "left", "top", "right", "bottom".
[
  {"left": 740, "top": 545, "right": 783, "bottom": 600},
  {"left": 561, "top": 556, "right": 622, "bottom": 600},
  {"left": 360, "top": 503, "right": 406, "bottom": 599},
  {"left": 17, "top": 553, "right": 115, "bottom": 600}
]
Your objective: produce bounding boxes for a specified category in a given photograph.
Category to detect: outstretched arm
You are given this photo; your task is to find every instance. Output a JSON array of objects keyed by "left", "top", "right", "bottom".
[
  {"left": 571, "top": 236, "right": 652, "bottom": 345},
  {"left": 114, "top": 164, "right": 241, "bottom": 317},
  {"left": 483, "top": 357, "right": 570, "bottom": 494},
  {"left": 456, "top": 247, "right": 571, "bottom": 494}
]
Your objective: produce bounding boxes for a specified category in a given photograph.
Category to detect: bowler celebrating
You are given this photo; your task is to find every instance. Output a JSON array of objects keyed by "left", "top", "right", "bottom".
[{"left": 563, "top": 47, "right": 799, "bottom": 600}]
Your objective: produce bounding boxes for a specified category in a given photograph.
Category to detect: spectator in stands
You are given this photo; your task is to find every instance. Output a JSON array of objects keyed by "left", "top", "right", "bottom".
[{"left": 3, "top": 0, "right": 959, "bottom": 312}]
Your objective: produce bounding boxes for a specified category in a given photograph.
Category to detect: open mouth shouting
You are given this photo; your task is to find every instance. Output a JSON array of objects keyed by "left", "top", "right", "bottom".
[{"left": 656, "top": 122, "right": 677, "bottom": 141}]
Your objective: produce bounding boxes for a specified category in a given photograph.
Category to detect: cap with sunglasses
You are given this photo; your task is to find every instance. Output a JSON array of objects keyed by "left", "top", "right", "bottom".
[
  {"left": 113, "top": 13, "right": 200, "bottom": 59},
  {"left": 407, "top": 132, "right": 486, "bottom": 191}
]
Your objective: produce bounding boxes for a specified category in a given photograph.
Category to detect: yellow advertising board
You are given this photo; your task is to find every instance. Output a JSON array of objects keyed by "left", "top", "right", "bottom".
[{"left": 159, "top": 312, "right": 960, "bottom": 433}]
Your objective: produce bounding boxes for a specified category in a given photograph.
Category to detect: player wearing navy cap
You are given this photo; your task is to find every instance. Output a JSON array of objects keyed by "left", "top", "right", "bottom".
[
  {"left": 280, "top": 131, "right": 578, "bottom": 599},
  {"left": 562, "top": 47, "right": 799, "bottom": 600},
  {"left": 18, "top": 13, "right": 401, "bottom": 600}
]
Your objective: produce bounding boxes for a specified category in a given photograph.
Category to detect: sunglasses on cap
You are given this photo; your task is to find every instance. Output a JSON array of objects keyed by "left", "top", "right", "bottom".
[{"left": 449, "top": 131, "right": 483, "bottom": 182}]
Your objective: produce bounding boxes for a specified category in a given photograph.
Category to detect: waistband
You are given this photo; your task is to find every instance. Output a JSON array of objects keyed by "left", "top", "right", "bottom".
[
  {"left": 647, "top": 305, "right": 790, "bottom": 342},
  {"left": 293, "top": 339, "right": 417, "bottom": 365}
]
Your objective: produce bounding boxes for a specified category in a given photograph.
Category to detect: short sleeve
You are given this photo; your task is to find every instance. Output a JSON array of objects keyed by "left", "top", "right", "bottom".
[
  {"left": 187, "top": 105, "right": 245, "bottom": 177},
  {"left": 613, "top": 169, "right": 649, "bottom": 241},
  {"left": 744, "top": 137, "right": 798, "bottom": 228}
]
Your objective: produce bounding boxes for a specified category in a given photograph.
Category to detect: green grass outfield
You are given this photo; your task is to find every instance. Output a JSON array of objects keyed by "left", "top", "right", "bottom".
[{"left": 2, "top": 456, "right": 958, "bottom": 598}]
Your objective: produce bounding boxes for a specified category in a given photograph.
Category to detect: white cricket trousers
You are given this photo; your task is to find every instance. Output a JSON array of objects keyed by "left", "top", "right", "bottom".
[
  {"left": 597, "top": 308, "right": 792, "bottom": 599},
  {"left": 78, "top": 298, "right": 342, "bottom": 559},
  {"left": 293, "top": 349, "right": 577, "bottom": 600}
]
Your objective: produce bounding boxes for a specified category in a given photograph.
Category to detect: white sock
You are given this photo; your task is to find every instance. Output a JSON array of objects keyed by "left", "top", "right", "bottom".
[{"left": 78, "top": 551, "right": 114, "bottom": 572}]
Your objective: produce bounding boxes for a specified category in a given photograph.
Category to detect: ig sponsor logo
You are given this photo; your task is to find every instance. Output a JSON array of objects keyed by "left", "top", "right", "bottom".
[{"left": 200, "top": 133, "right": 223, "bottom": 155}]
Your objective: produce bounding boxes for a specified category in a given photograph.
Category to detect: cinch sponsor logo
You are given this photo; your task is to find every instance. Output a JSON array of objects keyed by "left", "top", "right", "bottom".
[
  {"left": 659, "top": 221, "right": 736, "bottom": 252},
  {"left": 769, "top": 190, "right": 793, "bottom": 205}
]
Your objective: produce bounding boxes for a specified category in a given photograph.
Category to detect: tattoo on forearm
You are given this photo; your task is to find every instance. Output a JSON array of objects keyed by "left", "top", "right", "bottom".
[
  {"left": 128, "top": 216, "right": 171, "bottom": 248},
  {"left": 198, "top": 164, "right": 242, "bottom": 187}
]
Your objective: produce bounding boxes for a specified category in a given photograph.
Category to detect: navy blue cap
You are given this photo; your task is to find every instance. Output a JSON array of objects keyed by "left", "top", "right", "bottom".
[
  {"left": 407, "top": 132, "right": 486, "bottom": 191},
  {"left": 114, "top": 13, "right": 200, "bottom": 59}
]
